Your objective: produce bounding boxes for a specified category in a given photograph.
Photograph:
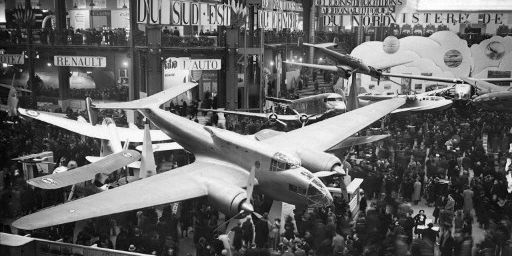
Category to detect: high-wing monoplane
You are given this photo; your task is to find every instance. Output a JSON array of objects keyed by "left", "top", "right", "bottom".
[
  {"left": 201, "top": 93, "right": 346, "bottom": 127},
  {"left": 13, "top": 84, "right": 405, "bottom": 230},
  {"left": 284, "top": 42, "right": 413, "bottom": 80}
]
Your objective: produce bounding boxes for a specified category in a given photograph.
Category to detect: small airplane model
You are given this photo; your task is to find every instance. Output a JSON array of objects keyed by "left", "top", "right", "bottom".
[
  {"left": 13, "top": 84, "right": 406, "bottom": 230},
  {"left": 380, "top": 74, "right": 512, "bottom": 112},
  {"left": 200, "top": 93, "right": 346, "bottom": 127},
  {"left": 25, "top": 118, "right": 160, "bottom": 192},
  {"left": 357, "top": 89, "right": 453, "bottom": 114},
  {"left": 284, "top": 42, "right": 413, "bottom": 80}
]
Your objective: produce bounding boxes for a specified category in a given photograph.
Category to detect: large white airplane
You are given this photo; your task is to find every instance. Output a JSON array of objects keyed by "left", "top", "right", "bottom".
[
  {"left": 13, "top": 84, "right": 405, "bottom": 230},
  {"left": 201, "top": 93, "right": 347, "bottom": 127}
]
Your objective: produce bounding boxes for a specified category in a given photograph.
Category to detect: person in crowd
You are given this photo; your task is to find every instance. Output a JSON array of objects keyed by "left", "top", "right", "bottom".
[{"left": 439, "top": 227, "right": 454, "bottom": 256}]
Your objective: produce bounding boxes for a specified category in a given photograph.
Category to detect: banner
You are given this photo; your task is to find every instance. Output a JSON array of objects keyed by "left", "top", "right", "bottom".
[
  {"left": 164, "top": 58, "right": 222, "bottom": 70},
  {"left": 163, "top": 57, "right": 190, "bottom": 90},
  {"left": 0, "top": 0, "right": 5, "bottom": 23},
  {"left": 111, "top": 9, "right": 130, "bottom": 28},
  {"left": 0, "top": 54, "right": 24, "bottom": 65},
  {"left": 54, "top": 56, "right": 107, "bottom": 67},
  {"left": 69, "top": 10, "right": 90, "bottom": 29},
  {"left": 137, "top": 0, "right": 232, "bottom": 26}
]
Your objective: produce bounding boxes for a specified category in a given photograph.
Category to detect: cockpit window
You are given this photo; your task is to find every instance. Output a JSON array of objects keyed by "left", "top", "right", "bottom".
[
  {"left": 325, "top": 97, "right": 344, "bottom": 102},
  {"left": 289, "top": 184, "right": 307, "bottom": 195},
  {"left": 270, "top": 152, "right": 301, "bottom": 172}
]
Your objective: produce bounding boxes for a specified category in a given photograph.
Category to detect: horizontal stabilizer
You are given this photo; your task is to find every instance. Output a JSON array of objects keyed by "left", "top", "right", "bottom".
[
  {"left": 94, "top": 82, "right": 197, "bottom": 110},
  {"left": 135, "top": 142, "right": 183, "bottom": 152},
  {"left": 13, "top": 151, "right": 53, "bottom": 161},
  {"left": 27, "top": 150, "right": 141, "bottom": 189}
]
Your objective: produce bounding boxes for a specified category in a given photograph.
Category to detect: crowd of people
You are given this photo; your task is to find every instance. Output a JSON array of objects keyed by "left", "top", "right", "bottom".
[
  {"left": 37, "top": 85, "right": 129, "bottom": 102},
  {"left": 1, "top": 97, "right": 512, "bottom": 256}
]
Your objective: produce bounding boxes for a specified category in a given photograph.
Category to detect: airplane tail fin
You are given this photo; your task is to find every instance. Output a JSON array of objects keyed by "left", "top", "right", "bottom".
[
  {"left": 93, "top": 82, "right": 197, "bottom": 110},
  {"left": 85, "top": 97, "right": 98, "bottom": 125},
  {"left": 346, "top": 74, "right": 359, "bottom": 111},
  {"left": 139, "top": 119, "right": 156, "bottom": 179},
  {"left": 7, "top": 86, "right": 19, "bottom": 117}
]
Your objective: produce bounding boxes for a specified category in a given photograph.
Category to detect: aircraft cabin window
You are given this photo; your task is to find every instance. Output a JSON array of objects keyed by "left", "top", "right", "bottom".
[{"left": 325, "top": 97, "right": 343, "bottom": 102}]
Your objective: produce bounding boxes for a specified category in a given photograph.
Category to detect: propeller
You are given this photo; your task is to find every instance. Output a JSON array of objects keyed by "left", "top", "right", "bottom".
[
  {"left": 214, "top": 164, "right": 262, "bottom": 232},
  {"left": 267, "top": 105, "right": 287, "bottom": 127},
  {"left": 291, "top": 109, "right": 309, "bottom": 127}
]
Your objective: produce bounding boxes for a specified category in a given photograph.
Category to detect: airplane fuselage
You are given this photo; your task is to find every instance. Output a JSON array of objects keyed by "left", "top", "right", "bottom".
[
  {"left": 473, "top": 91, "right": 512, "bottom": 112},
  {"left": 140, "top": 108, "right": 333, "bottom": 207},
  {"left": 288, "top": 93, "right": 346, "bottom": 116}
]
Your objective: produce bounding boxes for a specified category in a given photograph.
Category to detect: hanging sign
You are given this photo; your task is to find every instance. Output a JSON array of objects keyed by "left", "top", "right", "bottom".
[
  {"left": 0, "top": 54, "right": 24, "bottom": 64},
  {"left": 54, "top": 56, "right": 107, "bottom": 67},
  {"left": 164, "top": 58, "right": 222, "bottom": 70}
]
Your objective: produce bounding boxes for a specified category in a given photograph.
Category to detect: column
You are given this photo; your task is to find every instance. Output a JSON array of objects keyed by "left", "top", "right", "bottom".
[
  {"left": 145, "top": 25, "right": 162, "bottom": 96},
  {"left": 54, "top": 0, "right": 70, "bottom": 109},
  {"left": 225, "top": 28, "right": 239, "bottom": 110}
]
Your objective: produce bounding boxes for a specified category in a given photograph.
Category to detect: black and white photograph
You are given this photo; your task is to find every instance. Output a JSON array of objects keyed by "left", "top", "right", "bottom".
[{"left": 0, "top": 0, "right": 512, "bottom": 255}]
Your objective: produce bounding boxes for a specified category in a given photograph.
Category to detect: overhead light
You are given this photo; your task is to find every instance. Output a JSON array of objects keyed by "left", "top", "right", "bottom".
[
  {"left": 319, "top": 57, "right": 323, "bottom": 62},
  {"left": 299, "top": 57, "right": 303, "bottom": 62},
  {"left": 47, "top": 62, "right": 52, "bottom": 67},
  {"left": 270, "top": 61, "right": 274, "bottom": 66},
  {"left": 123, "top": 61, "right": 128, "bottom": 67},
  {"left": 86, "top": 71, "right": 92, "bottom": 74},
  {"left": 2, "top": 63, "right": 7, "bottom": 68}
]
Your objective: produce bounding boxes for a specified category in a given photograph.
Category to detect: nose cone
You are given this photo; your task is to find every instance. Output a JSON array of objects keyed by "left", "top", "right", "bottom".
[{"left": 240, "top": 201, "right": 254, "bottom": 213}]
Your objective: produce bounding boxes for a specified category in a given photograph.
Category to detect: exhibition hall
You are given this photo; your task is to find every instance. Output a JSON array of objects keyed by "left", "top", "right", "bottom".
[{"left": 0, "top": 0, "right": 512, "bottom": 255}]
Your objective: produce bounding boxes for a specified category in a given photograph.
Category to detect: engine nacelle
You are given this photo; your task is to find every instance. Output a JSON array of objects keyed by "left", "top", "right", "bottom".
[
  {"left": 207, "top": 182, "right": 248, "bottom": 216},
  {"left": 295, "top": 148, "right": 343, "bottom": 174}
]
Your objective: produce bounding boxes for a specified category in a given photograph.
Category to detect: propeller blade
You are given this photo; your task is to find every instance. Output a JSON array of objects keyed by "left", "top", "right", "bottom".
[
  {"left": 213, "top": 210, "right": 244, "bottom": 232},
  {"left": 246, "top": 165, "right": 256, "bottom": 202},
  {"left": 252, "top": 212, "right": 263, "bottom": 219}
]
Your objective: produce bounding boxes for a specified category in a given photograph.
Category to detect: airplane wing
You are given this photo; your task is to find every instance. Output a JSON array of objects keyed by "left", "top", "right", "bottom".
[
  {"left": 13, "top": 161, "right": 248, "bottom": 230},
  {"left": 262, "top": 98, "right": 405, "bottom": 152},
  {"left": 200, "top": 108, "right": 272, "bottom": 119},
  {"left": 461, "top": 77, "right": 507, "bottom": 93},
  {"left": 327, "top": 134, "right": 390, "bottom": 151},
  {"left": 303, "top": 42, "right": 337, "bottom": 48},
  {"left": 199, "top": 108, "right": 303, "bottom": 122},
  {"left": 382, "top": 73, "right": 464, "bottom": 83},
  {"left": 27, "top": 150, "right": 141, "bottom": 189},
  {"left": 369, "top": 59, "right": 413, "bottom": 70},
  {"left": 283, "top": 62, "right": 341, "bottom": 72},
  {"left": 18, "top": 108, "right": 171, "bottom": 142}
]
